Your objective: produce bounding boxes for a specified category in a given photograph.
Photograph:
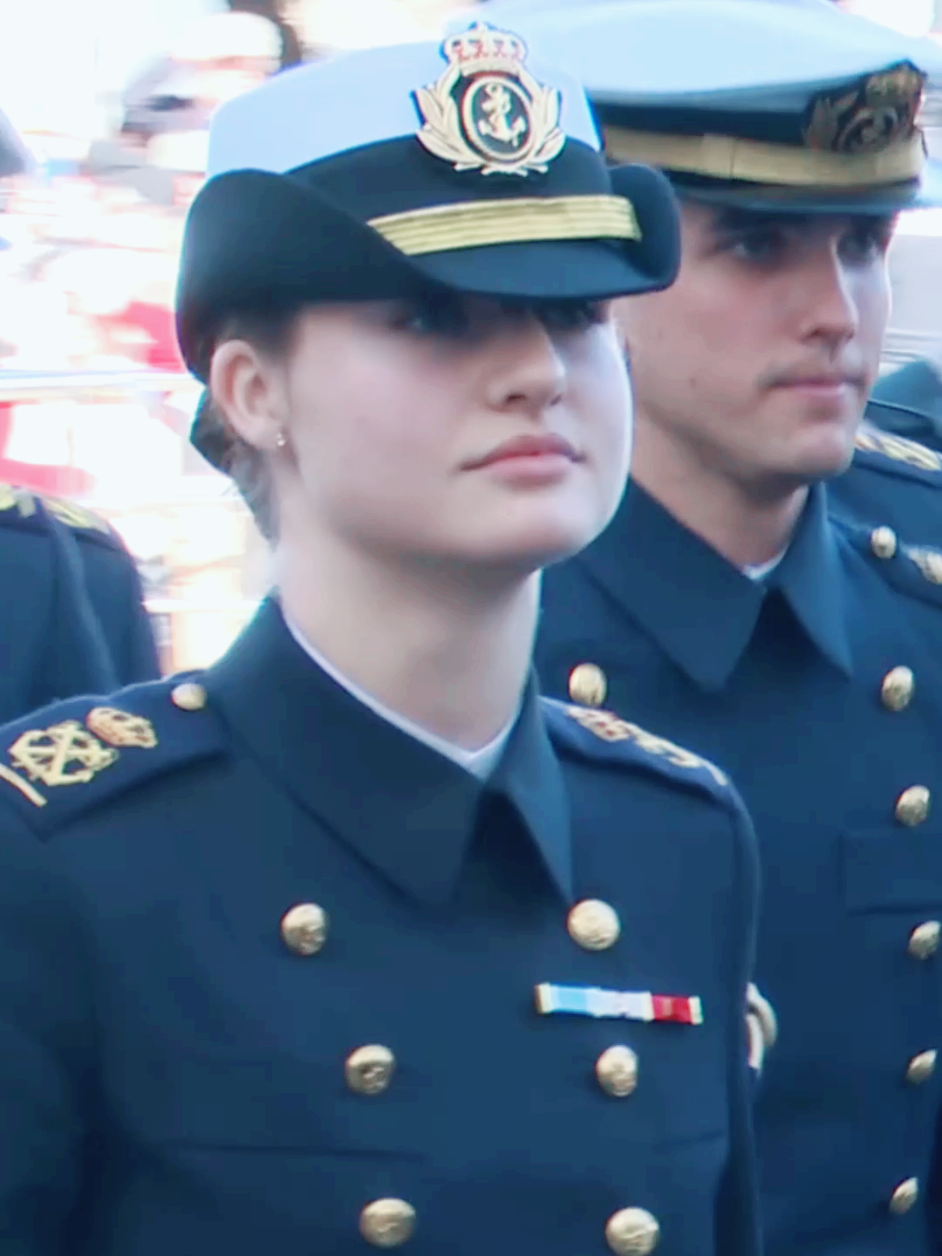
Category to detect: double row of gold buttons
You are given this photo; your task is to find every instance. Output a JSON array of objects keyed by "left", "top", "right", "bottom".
[
  {"left": 279, "top": 899, "right": 659, "bottom": 1253},
  {"left": 868, "top": 540, "right": 939, "bottom": 1220}
]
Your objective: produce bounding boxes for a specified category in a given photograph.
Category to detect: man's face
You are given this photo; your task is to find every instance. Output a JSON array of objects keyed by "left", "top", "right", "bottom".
[{"left": 616, "top": 199, "right": 895, "bottom": 495}]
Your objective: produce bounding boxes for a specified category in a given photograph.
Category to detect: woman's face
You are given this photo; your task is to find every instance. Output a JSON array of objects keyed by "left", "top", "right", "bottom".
[{"left": 251, "top": 293, "right": 633, "bottom": 578}]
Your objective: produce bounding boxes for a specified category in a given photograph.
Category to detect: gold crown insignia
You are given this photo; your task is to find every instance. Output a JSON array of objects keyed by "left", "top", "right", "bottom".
[
  {"left": 441, "top": 25, "right": 527, "bottom": 78},
  {"left": 804, "top": 62, "right": 925, "bottom": 157},
  {"left": 85, "top": 706, "right": 158, "bottom": 749},
  {"left": 414, "top": 23, "right": 565, "bottom": 177}
]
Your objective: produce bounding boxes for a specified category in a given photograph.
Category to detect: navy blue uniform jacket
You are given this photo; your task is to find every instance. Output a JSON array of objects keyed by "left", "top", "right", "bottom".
[
  {"left": 0, "top": 598, "right": 759, "bottom": 1256},
  {"left": 0, "top": 485, "right": 159, "bottom": 721},
  {"left": 537, "top": 482, "right": 942, "bottom": 1256}
]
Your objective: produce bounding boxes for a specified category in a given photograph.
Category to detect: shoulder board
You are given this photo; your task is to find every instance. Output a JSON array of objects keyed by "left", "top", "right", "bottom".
[
  {"left": 0, "top": 484, "right": 123, "bottom": 549},
  {"left": 542, "top": 698, "right": 734, "bottom": 806},
  {"left": 853, "top": 428, "right": 942, "bottom": 483},
  {"left": 838, "top": 517, "right": 942, "bottom": 609},
  {"left": 0, "top": 676, "right": 224, "bottom": 837}
]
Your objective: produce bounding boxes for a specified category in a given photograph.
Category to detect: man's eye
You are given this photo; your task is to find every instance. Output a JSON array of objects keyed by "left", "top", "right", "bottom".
[
  {"left": 840, "top": 228, "right": 891, "bottom": 265},
  {"left": 728, "top": 230, "right": 787, "bottom": 263}
]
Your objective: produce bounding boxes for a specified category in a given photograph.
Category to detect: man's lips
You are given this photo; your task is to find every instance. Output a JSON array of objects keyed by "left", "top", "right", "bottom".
[
  {"left": 770, "top": 371, "right": 866, "bottom": 390},
  {"left": 463, "top": 433, "right": 582, "bottom": 469}
]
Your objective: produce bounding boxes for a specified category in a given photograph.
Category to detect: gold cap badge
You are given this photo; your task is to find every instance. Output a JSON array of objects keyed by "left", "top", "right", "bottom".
[
  {"left": 414, "top": 23, "right": 565, "bottom": 176},
  {"left": 804, "top": 63, "right": 925, "bottom": 157}
]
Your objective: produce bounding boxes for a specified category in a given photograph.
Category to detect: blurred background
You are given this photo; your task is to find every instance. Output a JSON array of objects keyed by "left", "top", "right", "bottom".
[{"left": 0, "top": 0, "right": 940, "bottom": 671}]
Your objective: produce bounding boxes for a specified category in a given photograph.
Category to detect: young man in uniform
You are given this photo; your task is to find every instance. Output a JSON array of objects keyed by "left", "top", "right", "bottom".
[
  {"left": 514, "top": 1, "right": 942, "bottom": 1254},
  {"left": 0, "top": 29, "right": 762, "bottom": 1256}
]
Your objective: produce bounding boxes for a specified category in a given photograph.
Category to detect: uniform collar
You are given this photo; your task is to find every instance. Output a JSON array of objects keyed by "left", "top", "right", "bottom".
[
  {"left": 577, "top": 482, "right": 852, "bottom": 691},
  {"left": 204, "top": 598, "right": 573, "bottom": 905}
]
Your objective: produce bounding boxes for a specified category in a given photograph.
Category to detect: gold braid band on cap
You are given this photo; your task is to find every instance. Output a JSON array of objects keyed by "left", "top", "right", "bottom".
[
  {"left": 367, "top": 194, "right": 641, "bottom": 257},
  {"left": 605, "top": 126, "right": 925, "bottom": 188}
]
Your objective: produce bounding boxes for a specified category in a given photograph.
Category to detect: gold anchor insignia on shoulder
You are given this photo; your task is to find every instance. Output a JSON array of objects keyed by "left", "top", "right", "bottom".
[
  {"left": 9, "top": 720, "right": 118, "bottom": 788},
  {"left": 414, "top": 23, "right": 565, "bottom": 177},
  {"left": 905, "top": 545, "right": 942, "bottom": 584},
  {"left": 565, "top": 706, "right": 728, "bottom": 787},
  {"left": 0, "top": 707, "right": 156, "bottom": 807},
  {"left": 855, "top": 426, "right": 942, "bottom": 472}
]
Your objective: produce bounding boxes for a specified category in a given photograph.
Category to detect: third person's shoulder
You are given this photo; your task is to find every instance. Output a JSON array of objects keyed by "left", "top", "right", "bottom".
[{"left": 851, "top": 424, "right": 942, "bottom": 484}]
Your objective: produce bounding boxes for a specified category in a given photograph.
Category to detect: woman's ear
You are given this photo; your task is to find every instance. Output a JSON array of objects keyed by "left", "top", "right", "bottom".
[{"left": 209, "top": 339, "right": 286, "bottom": 454}]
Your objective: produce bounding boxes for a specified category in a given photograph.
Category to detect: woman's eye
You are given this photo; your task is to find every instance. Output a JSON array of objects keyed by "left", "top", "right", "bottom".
[
  {"left": 538, "top": 301, "right": 607, "bottom": 332},
  {"left": 394, "top": 298, "right": 471, "bottom": 338}
]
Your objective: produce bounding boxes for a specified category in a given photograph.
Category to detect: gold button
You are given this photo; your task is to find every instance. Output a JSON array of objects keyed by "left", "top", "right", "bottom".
[
  {"left": 889, "top": 1177, "right": 919, "bottom": 1216},
  {"left": 881, "top": 667, "right": 915, "bottom": 712},
  {"left": 171, "top": 681, "right": 207, "bottom": 711},
  {"left": 345, "top": 1044, "right": 396, "bottom": 1096},
  {"left": 567, "top": 899, "right": 621, "bottom": 951},
  {"left": 895, "top": 786, "right": 931, "bottom": 827},
  {"left": 871, "top": 526, "right": 898, "bottom": 559},
  {"left": 605, "top": 1207, "right": 660, "bottom": 1255},
  {"left": 909, "top": 921, "right": 941, "bottom": 960},
  {"left": 280, "top": 903, "right": 328, "bottom": 956},
  {"left": 906, "top": 1050, "right": 937, "bottom": 1085},
  {"left": 596, "top": 1045, "right": 639, "bottom": 1097},
  {"left": 359, "top": 1198, "right": 416, "bottom": 1247},
  {"left": 569, "top": 663, "right": 607, "bottom": 708}
]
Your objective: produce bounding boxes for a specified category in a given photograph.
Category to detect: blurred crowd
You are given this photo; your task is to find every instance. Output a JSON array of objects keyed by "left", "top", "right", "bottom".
[{"left": 0, "top": 0, "right": 471, "bottom": 667}]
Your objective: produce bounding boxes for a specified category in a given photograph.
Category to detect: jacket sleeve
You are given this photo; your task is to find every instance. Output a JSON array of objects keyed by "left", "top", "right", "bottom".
[
  {"left": 112, "top": 549, "right": 161, "bottom": 685},
  {"left": 714, "top": 797, "right": 762, "bottom": 1256},
  {"left": 0, "top": 814, "right": 93, "bottom": 1254},
  {"left": 75, "top": 530, "right": 161, "bottom": 686}
]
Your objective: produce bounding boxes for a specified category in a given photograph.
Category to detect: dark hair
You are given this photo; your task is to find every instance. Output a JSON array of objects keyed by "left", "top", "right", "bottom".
[
  {"left": 224, "top": 0, "right": 304, "bottom": 69},
  {"left": 201, "top": 304, "right": 305, "bottom": 542}
]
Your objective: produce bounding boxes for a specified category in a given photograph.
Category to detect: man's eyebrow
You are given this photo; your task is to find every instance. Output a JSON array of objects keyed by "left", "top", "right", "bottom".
[{"left": 707, "top": 207, "right": 813, "bottom": 234}]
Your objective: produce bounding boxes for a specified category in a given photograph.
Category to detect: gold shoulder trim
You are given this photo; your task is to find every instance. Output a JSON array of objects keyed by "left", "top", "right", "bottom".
[
  {"left": 565, "top": 705, "right": 728, "bottom": 787},
  {"left": 855, "top": 426, "right": 942, "bottom": 473},
  {"left": 41, "top": 494, "right": 112, "bottom": 534},
  {"left": 904, "top": 545, "right": 942, "bottom": 584}
]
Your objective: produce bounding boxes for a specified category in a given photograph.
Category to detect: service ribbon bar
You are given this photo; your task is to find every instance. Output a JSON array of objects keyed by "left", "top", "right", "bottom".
[{"left": 535, "top": 982, "right": 703, "bottom": 1025}]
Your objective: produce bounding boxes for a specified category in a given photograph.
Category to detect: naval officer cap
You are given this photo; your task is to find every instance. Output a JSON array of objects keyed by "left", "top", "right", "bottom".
[
  {"left": 464, "top": 0, "right": 942, "bottom": 213},
  {"left": 175, "top": 25, "right": 681, "bottom": 379}
]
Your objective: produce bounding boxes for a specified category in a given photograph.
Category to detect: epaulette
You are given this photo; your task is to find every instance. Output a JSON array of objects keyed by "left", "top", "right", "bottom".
[
  {"left": 542, "top": 698, "right": 734, "bottom": 806},
  {"left": 840, "top": 518, "right": 942, "bottom": 611},
  {"left": 0, "top": 676, "right": 225, "bottom": 837},
  {"left": 0, "top": 483, "right": 124, "bottom": 549},
  {"left": 852, "top": 427, "right": 942, "bottom": 485}
]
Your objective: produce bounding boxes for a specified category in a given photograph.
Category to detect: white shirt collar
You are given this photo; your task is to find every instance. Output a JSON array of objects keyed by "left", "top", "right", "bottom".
[
  {"left": 742, "top": 550, "right": 787, "bottom": 582},
  {"left": 283, "top": 611, "right": 516, "bottom": 780}
]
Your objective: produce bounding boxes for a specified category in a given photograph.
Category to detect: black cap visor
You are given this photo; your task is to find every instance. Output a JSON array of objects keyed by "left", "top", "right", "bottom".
[
  {"left": 176, "top": 140, "right": 679, "bottom": 378},
  {"left": 667, "top": 160, "right": 942, "bottom": 215}
]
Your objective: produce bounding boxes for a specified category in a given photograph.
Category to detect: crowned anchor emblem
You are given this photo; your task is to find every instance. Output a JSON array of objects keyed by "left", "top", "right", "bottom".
[
  {"left": 804, "top": 62, "right": 925, "bottom": 156},
  {"left": 414, "top": 23, "right": 566, "bottom": 176}
]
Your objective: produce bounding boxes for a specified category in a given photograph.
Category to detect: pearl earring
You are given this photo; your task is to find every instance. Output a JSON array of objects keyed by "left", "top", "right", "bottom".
[{"left": 274, "top": 431, "right": 288, "bottom": 449}]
